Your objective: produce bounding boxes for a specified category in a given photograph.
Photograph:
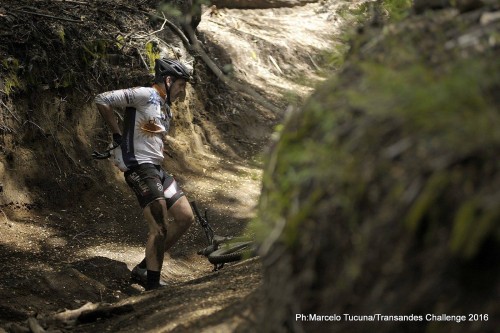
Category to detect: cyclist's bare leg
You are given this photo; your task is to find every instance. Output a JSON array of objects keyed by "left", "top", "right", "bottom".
[
  {"left": 164, "top": 196, "right": 194, "bottom": 251},
  {"left": 143, "top": 199, "right": 169, "bottom": 271}
]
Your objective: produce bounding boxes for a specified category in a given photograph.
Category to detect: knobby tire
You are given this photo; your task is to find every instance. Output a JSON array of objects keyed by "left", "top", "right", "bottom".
[{"left": 207, "top": 241, "right": 257, "bottom": 264}]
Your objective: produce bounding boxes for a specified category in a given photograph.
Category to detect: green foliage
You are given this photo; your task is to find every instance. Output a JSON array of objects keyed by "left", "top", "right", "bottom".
[
  {"left": 2, "top": 72, "right": 24, "bottom": 95},
  {"left": 158, "top": 2, "right": 182, "bottom": 17},
  {"left": 281, "top": 90, "right": 302, "bottom": 107},
  {"left": 255, "top": 3, "right": 500, "bottom": 325},
  {"left": 323, "top": 0, "right": 412, "bottom": 69},
  {"left": 346, "top": 0, "right": 412, "bottom": 24},
  {"left": 1, "top": 57, "right": 25, "bottom": 95},
  {"left": 194, "top": 0, "right": 211, "bottom": 9},
  {"left": 81, "top": 39, "right": 109, "bottom": 63},
  {"left": 255, "top": 48, "right": 500, "bottom": 258},
  {"left": 145, "top": 41, "right": 161, "bottom": 72},
  {"left": 158, "top": 0, "right": 209, "bottom": 19},
  {"left": 350, "top": 60, "right": 500, "bottom": 154},
  {"left": 323, "top": 41, "right": 350, "bottom": 71},
  {"left": 450, "top": 199, "right": 499, "bottom": 258},
  {"left": 115, "top": 35, "right": 126, "bottom": 49},
  {"left": 57, "top": 26, "right": 66, "bottom": 44},
  {"left": 382, "top": 0, "right": 412, "bottom": 22},
  {"left": 405, "top": 171, "right": 450, "bottom": 231}
]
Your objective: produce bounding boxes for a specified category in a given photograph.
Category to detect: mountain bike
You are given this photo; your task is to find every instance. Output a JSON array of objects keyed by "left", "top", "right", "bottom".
[
  {"left": 91, "top": 148, "right": 259, "bottom": 271},
  {"left": 190, "top": 201, "right": 258, "bottom": 271}
]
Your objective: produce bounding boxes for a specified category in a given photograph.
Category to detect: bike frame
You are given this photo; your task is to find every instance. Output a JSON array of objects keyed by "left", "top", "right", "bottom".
[{"left": 190, "top": 201, "right": 226, "bottom": 271}]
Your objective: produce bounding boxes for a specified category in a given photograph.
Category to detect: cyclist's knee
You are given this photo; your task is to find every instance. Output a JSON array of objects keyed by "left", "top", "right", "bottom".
[
  {"left": 148, "top": 222, "right": 167, "bottom": 238},
  {"left": 176, "top": 205, "right": 194, "bottom": 228},
  {"left": 182, "top": 213, "right": 194, "bottom": 230}
]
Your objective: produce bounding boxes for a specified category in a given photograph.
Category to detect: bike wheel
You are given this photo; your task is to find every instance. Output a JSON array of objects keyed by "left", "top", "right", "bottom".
[{"left": 207, "top": 241, "right": 257, "bottom": 264}]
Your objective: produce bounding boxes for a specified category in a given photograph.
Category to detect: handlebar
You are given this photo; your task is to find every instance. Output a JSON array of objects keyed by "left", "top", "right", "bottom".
[{"left": 91, "top": 143, "right": 120, "bottom": 160}]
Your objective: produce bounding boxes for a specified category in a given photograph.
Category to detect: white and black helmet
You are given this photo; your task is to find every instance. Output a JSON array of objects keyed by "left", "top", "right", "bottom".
[{"left": 154, "top": 58, "right": 192, "bottom": 83}]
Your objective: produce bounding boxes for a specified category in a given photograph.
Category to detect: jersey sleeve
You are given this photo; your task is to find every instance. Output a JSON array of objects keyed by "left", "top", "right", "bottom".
[{"left": 94, "top": 87, "right": 148, "bottom": 108}]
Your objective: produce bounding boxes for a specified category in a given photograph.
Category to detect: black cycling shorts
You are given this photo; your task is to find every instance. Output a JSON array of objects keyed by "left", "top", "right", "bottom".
[{"left": 124, "top": 163, "right": 184, "bottom": 209}]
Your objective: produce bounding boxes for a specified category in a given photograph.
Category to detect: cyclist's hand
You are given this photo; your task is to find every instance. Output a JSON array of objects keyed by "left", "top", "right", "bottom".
[
  {"left": 92, "top": 133, "right": 121, "bottom": 160},
  {"left": 112, "top": 133, "right": 122, "bottom": 147},
  {"left": 92, "top": 150, "right": 111, "bottom": 159}
]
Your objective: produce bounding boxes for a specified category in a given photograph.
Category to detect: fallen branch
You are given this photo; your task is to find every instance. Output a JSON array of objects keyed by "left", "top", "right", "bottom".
[
  {"left": 23, "top": 120, "right": 46, "bottom": 135},
  {"left": 27, "top": 317, "right": 46, "bottom": 333},
  {"left": 306, "top": 52, "right": 321, "bottom": 71},
  {"left": 136, "top": 48, "right": 150, "bottom": 70},
  {"left": 51, "top": 0, "right": 90, "bottom": 5},
  {"left": 156, "top": 15, "right": 192, "bottom": 48},
  {"left": 52, "top": 152, "right": 62, "bottom": 174},
  {"left": 269, "top": 55, "right": 283, "bottom": 75},
  {"left": 0, "top": 100, "right": 21, "bottom": 124},
  {"left": 12, "top": 9, "right": 83, "bottom": 23},
  {"left": 130, "top": 15, "right": 168, "bottom": 39},
  {"left": 53, "top": 302, "right": 99, "bottom": 325},
  {"left": 77, "top": 303, "right": 134, "bottom": 323},
  {"left": 51, "top": 301, "right": 135, "bottom": 325},
  {"left": 0, "top": 207, "right": 9, "bottom": 223},
  {"left": 0, "top": 124, "right": 15, "bottom": 133},
  {"left": 210, "top": 0, "right": 318, "bottom": 9}
]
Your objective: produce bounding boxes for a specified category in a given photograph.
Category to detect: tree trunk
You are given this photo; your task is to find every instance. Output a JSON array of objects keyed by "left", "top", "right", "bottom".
[{"left": 210, "top": 0, "right": 318, "bottom": 9}]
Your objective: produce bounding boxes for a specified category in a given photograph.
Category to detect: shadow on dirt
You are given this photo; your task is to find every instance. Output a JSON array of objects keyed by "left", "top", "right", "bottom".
[
  {"left": 67, "top": 258, "right": 262, "bottom": 333},
  {"left": 70, "top": 256, "right": 142, "bottom": 296},
  {"left": 0, "top": 255, "right": 141, "bottom": 324},
  {"left": 0, "top": 178, "right": 256, "bottom": 325}
]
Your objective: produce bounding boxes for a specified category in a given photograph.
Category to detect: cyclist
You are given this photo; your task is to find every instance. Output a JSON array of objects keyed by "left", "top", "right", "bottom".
[{"left": 94, "top": 58, "right": 195, "bottom": 290}]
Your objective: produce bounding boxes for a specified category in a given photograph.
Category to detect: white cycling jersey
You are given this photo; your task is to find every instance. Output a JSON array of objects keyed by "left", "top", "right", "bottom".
[{"left": 95, "top": 86, "right": 172, "bottom": 170}]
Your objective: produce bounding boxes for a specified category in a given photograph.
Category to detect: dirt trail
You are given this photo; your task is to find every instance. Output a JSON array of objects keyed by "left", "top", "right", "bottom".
[{"left": 0, "top": 1, "right": 357, "bottom": 331}]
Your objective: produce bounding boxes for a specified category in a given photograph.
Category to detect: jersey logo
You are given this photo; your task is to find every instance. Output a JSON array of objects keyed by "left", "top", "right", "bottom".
[
  {"left": 140, "top": 118, "right": 164, "bottom": 133},
  {"left": 147, "top": 90, "right": 162, "bottom": 106},
  {"left": 124, "top": 88, "right": 138, "bottom": 104}
]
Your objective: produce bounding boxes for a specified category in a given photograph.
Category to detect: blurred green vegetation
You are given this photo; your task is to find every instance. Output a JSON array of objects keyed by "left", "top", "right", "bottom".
[
  {"left": 253, "top": 8, "right": 500, "bottom": 261},
  {"left": 381, "top": 0, "right": 413, "bottom": 22},
  {"left": 324, "top": 0, "right": 413, "bottom": 71}
]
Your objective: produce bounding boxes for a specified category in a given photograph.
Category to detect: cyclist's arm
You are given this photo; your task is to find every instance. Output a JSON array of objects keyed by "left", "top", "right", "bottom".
[
  {"left": 94, "top": 88, "right": 143, "bottom": 135},
  {"left": 96, "top": 103, "right": 121, "bottom": 135}
]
